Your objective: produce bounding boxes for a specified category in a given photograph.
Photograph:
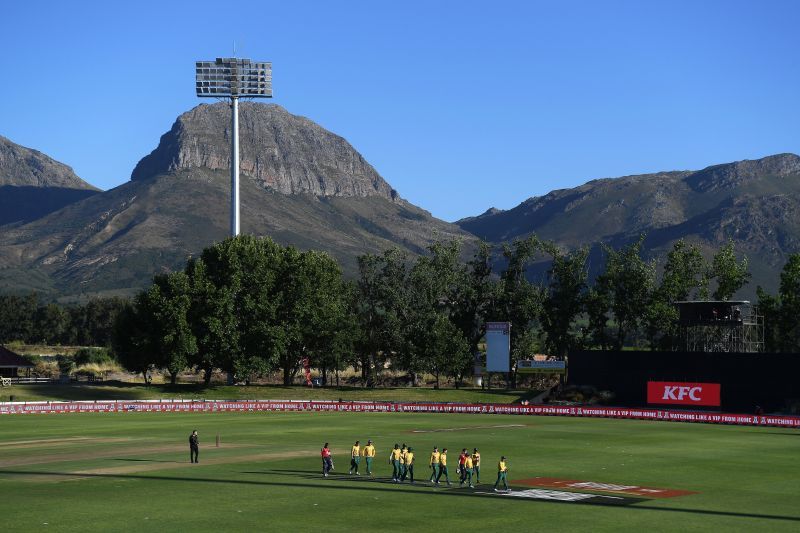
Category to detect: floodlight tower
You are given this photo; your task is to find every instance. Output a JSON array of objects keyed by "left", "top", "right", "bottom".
[{"left": 195, "top": 58, "right": 272, "bottom": 236}]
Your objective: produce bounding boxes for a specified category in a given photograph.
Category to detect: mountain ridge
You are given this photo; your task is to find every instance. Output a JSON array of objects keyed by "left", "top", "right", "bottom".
[
  {"left": 131, "top": 103, "right": 400, "bottom": 201},
  {"left": 456, "top": 153, "right": 800, "bottom": 297},
  {"left": 0, "top": 104, "right": 471, "bottom": 299},
  {"left": 0, "top": 135, "right": 100, "bottom": 226},
  {"left": 0, "top": 135, "right": 97, "bottom": 190}
]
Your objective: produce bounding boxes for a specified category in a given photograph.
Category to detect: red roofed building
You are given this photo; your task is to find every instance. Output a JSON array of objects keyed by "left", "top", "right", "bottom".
[{"left": 0, "top": 345, "right": 34, "bottom": 378}]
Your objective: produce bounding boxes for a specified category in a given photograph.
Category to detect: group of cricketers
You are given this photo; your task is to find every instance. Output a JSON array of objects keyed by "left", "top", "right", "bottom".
[{"left": 322, "top": 440, "right": 511, "bottom": 492}]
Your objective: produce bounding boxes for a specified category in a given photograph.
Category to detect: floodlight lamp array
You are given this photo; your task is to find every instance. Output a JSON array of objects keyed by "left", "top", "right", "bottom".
[{"left": 196, "top": 58, "right": 272, "bottom": 98}]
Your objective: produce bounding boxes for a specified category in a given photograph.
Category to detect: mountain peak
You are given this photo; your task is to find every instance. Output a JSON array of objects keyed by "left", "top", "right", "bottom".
[
  {"left": 685, "top": 153, "right": 800, "bottom": 192},
  {"left": 454, "top": 207, "right": 503, "bottom": 225},
  {"left": 131, "top": 102, "right": 400, "bottom": 201},
  {"left": 0, "top": 135, "right": 97, "bottom": 190}
]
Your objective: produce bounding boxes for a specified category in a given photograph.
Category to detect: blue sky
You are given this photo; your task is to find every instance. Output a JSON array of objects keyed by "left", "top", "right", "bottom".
[{"left": 2, "top": 0, "right": 798, "bottom": 221}]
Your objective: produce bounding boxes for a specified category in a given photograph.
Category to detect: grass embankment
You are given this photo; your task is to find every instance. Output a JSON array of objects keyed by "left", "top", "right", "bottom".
[
  {"left": 0, "top": 412, "right": 797, "bottom": 532},
  {"left": 3, "top": 343, "right": 85, "bottom": 357},
  {"left": 1, "top": 381, "right": 538, "bottom": 404}
]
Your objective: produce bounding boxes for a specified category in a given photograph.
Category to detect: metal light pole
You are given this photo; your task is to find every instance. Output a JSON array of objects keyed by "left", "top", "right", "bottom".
[
  {"left": 195, "top": 57, "right": 272, "bottom": 237},
  {"left": 231, "top": 96, "right": 240, "bottom": 235}
]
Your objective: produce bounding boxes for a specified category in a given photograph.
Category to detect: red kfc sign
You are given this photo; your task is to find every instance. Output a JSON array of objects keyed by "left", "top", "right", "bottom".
[{"left": 647, "top": 382, "right": 721, "bottom": 407}]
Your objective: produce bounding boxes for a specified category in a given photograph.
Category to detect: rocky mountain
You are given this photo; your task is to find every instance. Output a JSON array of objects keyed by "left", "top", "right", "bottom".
[
  {"left": 0, "top": 104, "right": 471, "bottom": 299},
  {"left": 0, "top": 136, "right": 99, "bottom": 225},
  {"left": 456, "top": 153, "right": 800, "bottom": 297},
  {"left": 131, "top": 103, "right": 398, "bottom": 199}
]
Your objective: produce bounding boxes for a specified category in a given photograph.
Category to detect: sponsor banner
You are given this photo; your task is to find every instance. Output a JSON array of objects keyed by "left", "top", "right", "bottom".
[
  {"left": 0, "top": 400, "right": 799, "bottom": 428},
  {"left": 647, "top": 381, "right": 721, "bottom": 407},
  {"left": 517, "top": 360, "right": 566, "bottom": 374},
  {"left": 516, "top": 477, "right": 696, "bottom": 498}
]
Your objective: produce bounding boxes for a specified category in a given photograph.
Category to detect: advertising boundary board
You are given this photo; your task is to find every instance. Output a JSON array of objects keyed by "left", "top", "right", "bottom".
[{"left": 0, "top": 400, "right": 798, "bottom": 428}]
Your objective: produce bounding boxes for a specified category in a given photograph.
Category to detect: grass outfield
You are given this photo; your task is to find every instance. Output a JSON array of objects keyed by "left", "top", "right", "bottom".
[
  {"left": 0, "top": 412, "right": 798, "bottom": 532},
  {"left": 1, "top": 382, "right": 535, "bottom": 403}
]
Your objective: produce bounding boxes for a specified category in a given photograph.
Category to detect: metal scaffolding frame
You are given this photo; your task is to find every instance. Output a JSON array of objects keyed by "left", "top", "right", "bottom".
[{"left": 675, "top": 301, "right": 764, "bottom": 353}]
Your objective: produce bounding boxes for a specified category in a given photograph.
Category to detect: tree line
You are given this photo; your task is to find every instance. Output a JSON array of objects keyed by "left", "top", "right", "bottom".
[
  {"left": 4, "top": 235, "right": 799, "bottom": 386},
  {"left": 0, "top": 294, "right": 127, "bottom": 347},
  {"left": 110, "top": 234, "right": 795, "bottom": 387}
]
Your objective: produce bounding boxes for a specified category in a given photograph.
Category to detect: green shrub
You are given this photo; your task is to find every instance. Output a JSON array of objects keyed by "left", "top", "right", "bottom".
[
  {"left": 73, "top": 347, "right": 113, "bottom": 367},
  {"left": 55, "top": 354, "right": 74, "bottom": 374}
]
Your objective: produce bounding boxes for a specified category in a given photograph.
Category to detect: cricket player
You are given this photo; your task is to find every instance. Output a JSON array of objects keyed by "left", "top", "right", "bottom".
[
  {"left": 389, "top": 443, "right": 402, "bottom": 482},
  {"left": 363, "top": 439, "right": 376, "bottom": 475},
  {"left": 189, "top": 430, "right": 199, "bottom": 463},
  {"left": 436, "top": 447, "right": 452, "bottom": 485},
  {"left": 461, "top": 453, "right": 474, "bottom": 488},
  {"left": 321, "top": 442, "right": 333, "bottom": 477},
  {"left": 429, "top": 446, "right": 441, "bottom": 483},
  {"left": 398, "top": 443, "right": 408, "bottom": 480},
  {"left": 458, "top": 448, "right": 468, "bottom": 483},
  {"left": 493, "top": 456, "right": 510, "bottom": 492},
  {"left": 349, "top": 440, "right": 361, "bottom": 475},
  {"left": 400, "top": 446, "right": 415, "bottom": 483},
  {"left": 471, "top": 448, "right": 481, "bottom": 483}
]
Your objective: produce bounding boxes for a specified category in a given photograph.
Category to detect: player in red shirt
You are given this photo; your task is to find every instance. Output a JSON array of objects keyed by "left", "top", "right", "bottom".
[
  {"left": 321, "top": 442, "right": 333, "bottom": 477},
  {"left": 458, "top": 448, "right": 468, "bottom": 484}
]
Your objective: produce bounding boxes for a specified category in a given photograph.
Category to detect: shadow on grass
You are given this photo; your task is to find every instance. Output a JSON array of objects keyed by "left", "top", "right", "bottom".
[
  {"left": 110, "top": 458, "right": 180, "bottom": 463},
  {"left": 2, "top": 469, "right": 798, "bottom": 523},
  {"left": 243, "top": 470, "right": 401, "bottom": 483},
  {"left": 246, "top": 468, "right": 321, "bottom": 474},
  {"left": 12, "top": 380, "right": 534, "bottom": 403}
]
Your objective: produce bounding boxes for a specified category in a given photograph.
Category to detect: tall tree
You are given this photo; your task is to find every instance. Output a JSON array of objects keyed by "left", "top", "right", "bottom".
[
  {"left": 33, "top": 303, "right": 70, "bottom": 345},
  {"left": 644, "top": 239, "right": 709, "bottom": 349},
  {"left": 139, "top": 271, "right": 197, "bottom": 384},
  {"left": 585, "top": 287, "right": 611, "bottom": 350},
  {"left": 198, "top": 235, "right": 285, "bottom": 383},
  {"left": 355, "top": 249, "right": 409, "bottom": 387},
  {"left": 112, "top": 301, "right": 154, "bottom": 384},
  {"left": 415, "top": 311, "right": 471, "bottom": 388},
  {"left": 185, "top": 258, "right": 239, "bottom": 386},
  {"left": 660, "top": 239, "right": 709, "bottom": 302},
  {"left": 758, "top": 253, "right": 800, "bottom": 352},
  {"left": 451, "top": 241, "right": 499, "bottom": 375},
  {"left": 710, "top": 240, "right": 751, "bottom": 300},
  {"left": 402, "top": 240, "right": 472, "bottom": 386},
  {"left": 539, "top": 242, "right": 589, "bottom": 357},
  {"left": 775, "top": 254, "right": 800, "bottom": 352},
  {"left": 83, "top": 298, "right": 129, "bottom": 347},
  {"left": 756, "top": 286, "right": 781, "bottom": 353},
  {"left": 316, "top": 281, "right": 360, "bottom": 386},
  {"left": 595, "top": 236, "right": 655, "bottom": 350},
  {"left": 274, "top": 247, "right": 347, "bottom": 386},
  {"left": 496, "top": 236, "right": 543, "bottom": 385},
  {"left": 0, "top": 293, "right": 38, "bottom": 343}
]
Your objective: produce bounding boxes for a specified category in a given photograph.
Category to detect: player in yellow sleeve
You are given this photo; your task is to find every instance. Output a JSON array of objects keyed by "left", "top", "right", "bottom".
[
  {"left": 389, "top": 443, "right": 402, "bottom": 482},
  {"left": 428, "top": 446, "right": 440, "bottom": 483},
  {"left": 362, "top": 439, "right": 376, "bottom": 475},
  {"left": 493, "top": 456, "right": 509, "bottom": 492},
  {"left": 461, "top": 453, "right": 474, "bottom": 488},
  {"left": 349, "top": 440, "right": 361, "bottom": 475},
  {"left": 435, "top": 447, "right": 452, "bottom": 485},
  {"left": 398, "top": 443, "right": 408, "bottom": 481},
  {"left": 400, "top": 446, "right": 415, "bottom": 483},
  {"left": 471, "top": 448, "right": 481, "bottom": 484}
]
